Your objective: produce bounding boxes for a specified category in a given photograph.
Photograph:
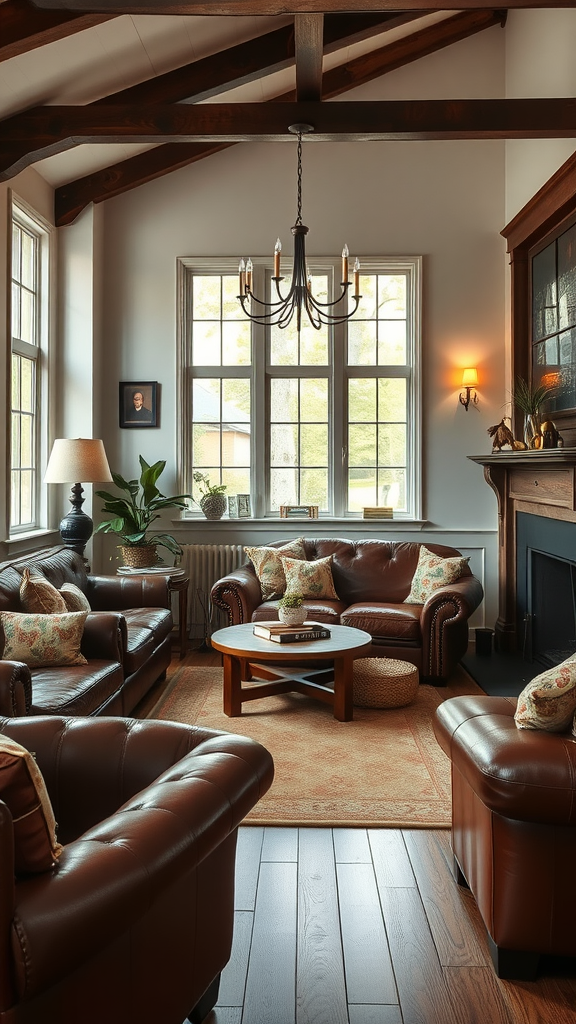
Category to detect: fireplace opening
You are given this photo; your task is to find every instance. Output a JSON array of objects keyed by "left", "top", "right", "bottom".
[{"left": 526, "top": 550, "right": 576, "bottom": 668}]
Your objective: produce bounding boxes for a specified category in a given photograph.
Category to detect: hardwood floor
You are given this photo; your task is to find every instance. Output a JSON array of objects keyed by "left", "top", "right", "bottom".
[{"left": 169, "top": 649, "right": 576, "bottom": 1024}]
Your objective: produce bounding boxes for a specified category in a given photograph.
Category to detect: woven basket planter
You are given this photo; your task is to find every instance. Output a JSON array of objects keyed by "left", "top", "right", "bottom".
[
  {"left": 120, "top": 544, "right": 158, "bottom": 568},
  {"left": 353, "top": 657, "right": 419, "bottom": 709}
]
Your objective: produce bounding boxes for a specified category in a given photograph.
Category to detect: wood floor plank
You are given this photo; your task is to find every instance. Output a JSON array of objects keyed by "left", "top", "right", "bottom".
[
  {"left": 261, "top": 826, "right": 299, "bottom": 862},
  {"left": 242, "top": 861, "right": 298, "bottom": 1024},
  {"left": 369, "top": 829, "right": 416, "bottom": 888},
  {"left": 379, "top": 885, "right": 459, "bottom": 1024},
  {"left": 297, "top": 828, "right": 348, "bottom": 1024},
  {"left": 443, "top": 966, "right": 513, "bottom": 1024},
  {"left": 348, "top": 1007, "right": 403, "bottom": 1024},
  {"left": 497, "top": 974, "right": 576, "bottom": 1024},
  {"left": 218, "top": 911, "right": 253, "bottom": 1008},
  {"left": 333, "top": 828, "right": 372, "bottom": 863},
  {"left": 234, "top": 827, "right": 264, "bottom": 911},
  {"left": 336, "top": 862, "right": 398, "bottom": 1005},
  {"left": 403, "top": 829, "right": 489, "bottom": 968}
]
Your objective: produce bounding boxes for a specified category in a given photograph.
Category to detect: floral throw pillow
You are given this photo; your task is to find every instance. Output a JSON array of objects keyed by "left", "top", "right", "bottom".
[
  {"left": 0, "top": 733, "right": 63, "bottom": 874},
  {"left": 404, "top": 546, "right": 470, "bottom": 604},
  {"left": 244, "top": 539, "right": 306, "bottom": 600},
  {"left": 282, "top": 555, "right": 339, "bottom": 600},
  {"left": 60, "top": 583, "right": 91, "bottom": 612},
  {"left": 19, "top": 568, "right": 67, "bottom": 615},
  {"left": 0, "top": 611, "right": 88, "bottom": 668},
  {"left": 515, "top": 653, "right": 576, "bottom": 732}
]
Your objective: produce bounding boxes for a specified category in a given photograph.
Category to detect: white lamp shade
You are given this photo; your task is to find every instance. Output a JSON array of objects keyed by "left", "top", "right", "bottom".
[{"left": 44, "top": 439, "right": 113, "bottom": 484}]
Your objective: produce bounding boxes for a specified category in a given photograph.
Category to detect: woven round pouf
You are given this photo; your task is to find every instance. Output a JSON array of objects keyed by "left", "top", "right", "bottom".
[{"left": 353, "top": 657, "right": 419, "bottom": 709}]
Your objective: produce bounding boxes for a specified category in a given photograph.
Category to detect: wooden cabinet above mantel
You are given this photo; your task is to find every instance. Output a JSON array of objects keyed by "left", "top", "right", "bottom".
[{"left": 468, "top": 450, "right": 576, "bottom": 650}]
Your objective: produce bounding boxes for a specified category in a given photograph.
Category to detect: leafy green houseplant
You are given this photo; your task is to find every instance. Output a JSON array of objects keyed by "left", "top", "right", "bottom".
[
  {"left": 277, "top": 592, "right": 306, "bottom": 625},
  {"left": 193, "top": 471, "right": 227, "bottom": 521},
  {"left": 95, "top": 456, "right": 190, "bottom": 565}
]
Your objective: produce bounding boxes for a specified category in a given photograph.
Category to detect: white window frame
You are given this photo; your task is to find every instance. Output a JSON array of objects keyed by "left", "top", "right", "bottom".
[
  {"left": 9, "top": 194, "right": 53, "bottom": 537},
  {"left": 177, "top": 256, "right": 422, "bottom": 521}
]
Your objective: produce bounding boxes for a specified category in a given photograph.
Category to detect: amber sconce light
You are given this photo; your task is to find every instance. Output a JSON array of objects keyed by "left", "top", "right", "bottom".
[{"left": 459, "top": 368, "right": 479, "bottom": 411}]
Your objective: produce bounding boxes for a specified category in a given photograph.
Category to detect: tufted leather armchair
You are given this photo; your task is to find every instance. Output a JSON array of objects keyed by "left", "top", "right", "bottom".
[
  {"left": 0, "top": 715, "right": 274, "bottom": 1024},
  {"left": 211, "top": 538, "right": 484, "bottom": 684}
]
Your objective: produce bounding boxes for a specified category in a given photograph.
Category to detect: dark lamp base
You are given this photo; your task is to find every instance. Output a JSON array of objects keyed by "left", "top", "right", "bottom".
[{"left": 59, "top": 483, "right": 93, "bottom": 556}]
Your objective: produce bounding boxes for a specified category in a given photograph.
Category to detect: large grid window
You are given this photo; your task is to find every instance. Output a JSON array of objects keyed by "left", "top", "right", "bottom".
[
  {"left": 10, "top": 200, "right": 50, "bottom": 534},
  {"left": 179, "top": 257, "right": 421, "bottom": 519}
]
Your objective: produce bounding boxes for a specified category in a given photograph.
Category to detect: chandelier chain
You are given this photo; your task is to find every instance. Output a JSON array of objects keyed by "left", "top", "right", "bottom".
[{"left": 296, "top": 132, "right": 303, "bottom": 226}]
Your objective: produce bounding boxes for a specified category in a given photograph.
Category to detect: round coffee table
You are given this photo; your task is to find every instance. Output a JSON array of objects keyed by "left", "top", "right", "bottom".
[{"left": 211, "top": 623, "right": 372, "bottom": 722}]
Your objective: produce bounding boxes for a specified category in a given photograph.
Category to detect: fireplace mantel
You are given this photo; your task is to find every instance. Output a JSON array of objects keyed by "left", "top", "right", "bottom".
[{"left": 469, "top": 449, "right": 576, "bottom": 650}]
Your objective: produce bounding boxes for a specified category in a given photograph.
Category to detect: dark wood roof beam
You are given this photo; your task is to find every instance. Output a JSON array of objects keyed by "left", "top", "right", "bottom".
[
  {"left": 6, "top": 98, "right": 576, "bottom": 183},
  {"left": 295, "top": 14, "right": 324, "bottom": 102},
  {"left": 0, "top": 0, "right": 115, "bottom": 63},
  {"left": 27, "top": 0, "right": 574, "bottom": 14}
]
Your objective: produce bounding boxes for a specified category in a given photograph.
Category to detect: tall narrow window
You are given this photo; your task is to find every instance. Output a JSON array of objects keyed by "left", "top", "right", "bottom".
[
  {"left": 179, "top": 257, "right": 421, "bottom": 519},
  {"left": 10, "top": 199, "right": 50, "bottom": 534}
]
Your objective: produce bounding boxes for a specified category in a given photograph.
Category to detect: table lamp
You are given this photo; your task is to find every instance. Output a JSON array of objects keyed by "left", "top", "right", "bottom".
[{"left": 44, "top": 438, "right": 113, "bottom": 555}]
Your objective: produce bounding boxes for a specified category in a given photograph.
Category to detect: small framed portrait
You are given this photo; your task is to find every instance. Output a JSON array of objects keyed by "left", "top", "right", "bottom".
[{"left": 119, "top": 381, "right": 158, "bottom": 428}]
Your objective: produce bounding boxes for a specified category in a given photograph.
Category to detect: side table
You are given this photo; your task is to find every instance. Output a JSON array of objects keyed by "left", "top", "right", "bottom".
[{"left": 117, "top": 566, "right": 189, "bottom": 659}]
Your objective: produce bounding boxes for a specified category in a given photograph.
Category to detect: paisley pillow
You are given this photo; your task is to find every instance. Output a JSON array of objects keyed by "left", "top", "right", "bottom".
[
  {"left": 516, "top": 654, "right": 576, "bottom": 732},
  {"left": 1, "top": 611, "right": 88, "bottom": 668},
  {"left": 0, "top": 733, "right": 63, "bottom": 874},
  {"left": 282, "top": 555, "right": 339, "bottom": 600},
  {"left": 404, "top": 546, "right": 469, "bottom": 604},
  {"left": 60, "top": 583, "right": 91, "bottom": 612},
  {"left": 19, "top": 568, "right": 67, "bottom": 614},
  {"left": 244, "top": 539, "right": 306, "bottom": 600}
]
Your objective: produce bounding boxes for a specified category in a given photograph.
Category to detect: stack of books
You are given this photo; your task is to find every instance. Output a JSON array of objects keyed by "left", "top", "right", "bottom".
[
  {"left": 253, "top": 621, "right": 331, "bottom": 644},
  {"left": 362, "top": 506, "right": 394, "bottom": 520}
]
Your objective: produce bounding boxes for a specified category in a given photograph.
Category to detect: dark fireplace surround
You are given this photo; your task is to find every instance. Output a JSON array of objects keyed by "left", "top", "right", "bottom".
[{"left": 469, "top": 450, "right": 576, "bottom": 662}]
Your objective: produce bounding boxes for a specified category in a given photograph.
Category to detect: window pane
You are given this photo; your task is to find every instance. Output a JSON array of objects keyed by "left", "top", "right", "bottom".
[
  {"left": 270, "top": 326, "right": 298, "bottom": 366},
  {"left": 222, "top": 276, "right": 244, "bottom": 320},
  {"left": 300, "top": 424, "right": 327, "bottom": 466},
  {"left": 378, "top": 468, "right": 406, "bottom": 511},
  {"left": 193, "top": 322, "right": 220, "bottom": 366},
  {"left": 21, "top": 357, "right": 34, "bottom": 412},
  {"left": 378, "top": 378, "right": 407, "bottom": 420},
  {"left": 192, "top": 424, "right": 215, "bottom": 466},
  {"left": 193, "top": 276, "right": 221, "bottom": 319},
  {"left": 271, "top": 378, "right": 298, "bottom": 422},
  {"left": 21, "top": 230, "right": 35, "bottom": 291},
  {"left": 222, "top": 421, "right": 251, "bottom": 467},
  {"left": 193, "top": 378, "right": 220, "bottom": 422},
  {"left": 223, "top": 379, "right": 250, "bottom": 420},
  {"left": 300, "top": 378, "right": 327, "bottom": 421},
  {"left": 271, "top": 424, "right": 298, "bottom": 466},
  {"left": 348, "top": 468, "right": 377, "bottom": 511},
  {"left": 378, "top": 275, "right": 406, "bottom": 318},
  {"left": 11, "top": 413, "right": 20, "bottom": 465},
  {"left": 378, "top": 424, "right": 406, "bottom": 467},
  {"left": 222, "top": 321, "right": 250, "bottom": 365},
  {"left": 348, "top": 320, "right": 376, "bottom": 365},
  {"left": 11, "top": 354, "right": 20, "bottom": 409},
  {"left": 301, "top": 468, "right": 327, "bottom": 507},
  {"left": 271, "top": 468, "right": 298, "bottom": 507},
  {"left": 349, "top": 379, "right": 376, "bottom": 421},
  {"left": 532, "top": 242, "right": 557, "bottom": 341},
  {"left": 223, "top": 468, "right": 250, "bottom": 493},
  {"left": 378, "top": 320, "right": 406, "bottom": 365},
  {"left": 270, "top": 275, "right": 329, "bottom": 365},
  {"left": 11, "top": 282, "right": 20, "bottom": 340},
  {"left": 11, "top": 471, "right": 20, "bottom": 528},
  {"left": 349, "top": 423, "right": 377, "bottom": 466},
  {"left": 359, "top": 275, "right": 377, "bottom": 319},
  {"left": 20, "top": 414, "right": 33, "bottom": 465},
  {"left": 20, "top": 470, "right": 33, "bottom": 524}
]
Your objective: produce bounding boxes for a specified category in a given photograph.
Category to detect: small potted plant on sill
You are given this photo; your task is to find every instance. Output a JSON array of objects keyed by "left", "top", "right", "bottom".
[
  {"left": 95, "top": 456, "right": 191, "bottom": 568},
  {"left": 277, "top": 592, "right": 307, "bottom": 626},
  {"left": 193, "top": 471, "right": 227, "bottom": 520}
]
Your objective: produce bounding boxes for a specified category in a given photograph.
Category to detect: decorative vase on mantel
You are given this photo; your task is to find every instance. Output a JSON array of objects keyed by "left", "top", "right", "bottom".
[
  {"left": 199, "top": 493, "right": 228, "bottom": 521},
  {"left": 524, "top": 413, "right": 543, "bottom": 450}
]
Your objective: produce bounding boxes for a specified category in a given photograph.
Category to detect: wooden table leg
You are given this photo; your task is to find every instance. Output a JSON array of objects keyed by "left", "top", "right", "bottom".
[
  {"left": 333, "top": 655, "right": 353, "bottom": 722},
  {"left": 223, "top": 654, "right": 242, "bottom": 717}
]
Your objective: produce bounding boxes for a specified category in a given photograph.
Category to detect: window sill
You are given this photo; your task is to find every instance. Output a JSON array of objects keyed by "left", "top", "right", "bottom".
[{"left": 176, "top": 516, "right": 428, "bottom": 529}]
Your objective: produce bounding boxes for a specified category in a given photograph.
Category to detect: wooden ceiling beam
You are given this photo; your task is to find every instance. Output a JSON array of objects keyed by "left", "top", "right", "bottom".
[
  {"left": 5, "top": 99, "right": 576, "bottom": 183},
  {"left": 0, "top": 0, "right": 115, "bottom": 63},
  {"left": 295, "top": 14, "right": 324, "bottom": 101},
  {"left": 27, "top": 0, "right": 576, "bottom": 13}
]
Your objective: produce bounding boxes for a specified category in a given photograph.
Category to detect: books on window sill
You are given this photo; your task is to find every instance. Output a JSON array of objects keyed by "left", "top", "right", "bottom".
[
  {"left": 253, "top": 621, "right": 331, "bottom": 644},
  {"left": 362, "top": 506, "right": 394, "bottom": 520}
]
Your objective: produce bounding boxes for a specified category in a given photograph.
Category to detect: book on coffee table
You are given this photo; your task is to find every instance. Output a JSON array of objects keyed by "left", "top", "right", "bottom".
[{"left": 253, "top": 621, "right": 331, "bottom": 643}]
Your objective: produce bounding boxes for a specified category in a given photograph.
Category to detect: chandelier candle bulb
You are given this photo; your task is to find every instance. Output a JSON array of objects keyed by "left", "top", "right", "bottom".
[
  {"left": 246, "top": 258, "right": 253, "bottom": 292},
  {"left": 342, "top": 244, "right": 349, "bottom": 284},
  {"left": 274, "top": 238, "right": 282, "bottom": 278},
  {"left": 353, "top": 258, "right": 360, "bottom": 298},
  {"left": 239, "top": 258, "right": 245, "bottom": 294}
]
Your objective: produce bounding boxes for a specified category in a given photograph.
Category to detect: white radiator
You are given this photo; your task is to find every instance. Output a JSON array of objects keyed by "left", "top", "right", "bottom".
[{"left": 181, "top": 543, "right": 245, "bottom": 638}]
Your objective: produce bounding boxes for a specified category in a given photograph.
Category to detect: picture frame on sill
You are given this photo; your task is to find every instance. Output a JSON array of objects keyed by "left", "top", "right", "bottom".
[
  {"left": 228, "top": 494, "right": 251, "bottom": 518},
  {"left": 119, "top": 381, "right": 158, "bottom": 428}
]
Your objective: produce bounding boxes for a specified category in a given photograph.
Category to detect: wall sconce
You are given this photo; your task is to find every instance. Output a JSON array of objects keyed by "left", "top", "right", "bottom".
[{"left": 459, "top": 368, "right": 479, "bottom": 411}]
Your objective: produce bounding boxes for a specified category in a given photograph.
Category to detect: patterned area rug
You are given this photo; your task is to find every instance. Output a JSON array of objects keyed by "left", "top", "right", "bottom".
[{"left": 146, "top": 663, "right": 480, "bottom": 828}]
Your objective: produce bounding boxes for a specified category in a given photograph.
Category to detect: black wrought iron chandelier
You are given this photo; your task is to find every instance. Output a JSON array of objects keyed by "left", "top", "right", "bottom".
[{"left": 238, "top": 124, "right": 361, "bottom": 333}]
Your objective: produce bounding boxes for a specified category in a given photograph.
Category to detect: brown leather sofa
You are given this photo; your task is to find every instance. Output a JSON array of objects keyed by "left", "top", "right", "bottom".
[
  {"left": 0, "top": 546, "right": 174, "bottom": 718},
  {"left": 434, "top": 694, "right": 576, "bottom": 979},
  {"left": 0, "top": 714, "right": 274, "bottom": 1024},
  {"left": 211, "top": 538, "right": 483, "bottom": 684}
]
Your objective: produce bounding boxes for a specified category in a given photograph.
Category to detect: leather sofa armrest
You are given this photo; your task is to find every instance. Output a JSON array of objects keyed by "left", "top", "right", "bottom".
[
  {"left": 211, "top": 567, "right": 262, "bottom": 625},
  {"left": 0, "top": 662, "right": 32, "bottom": 716},
  {"left": 1, "top": 717, "right": 274, "bottom": 1001},
  {"left": 86, "top": 573, "right": 171, "bottom": 611},
  {"left": 419, "top": 574, "right": 484, "bottom": 680},
  {"left": 81, "top": 612, "right": 126, "bottom": 662}
]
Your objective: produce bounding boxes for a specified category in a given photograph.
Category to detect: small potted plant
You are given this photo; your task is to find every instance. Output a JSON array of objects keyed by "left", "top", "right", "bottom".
[
  {"left": 95, "top": 456, "right": 191, "bottom": 567},
  {"left": 193, "top": 471, "right": 227, "bottom": 520},
  {"left": 277, "top": 592, "right": 307, "bottom": 626},
  {"left": 512, "top": 376, "right": 556, "bottom": 449}
]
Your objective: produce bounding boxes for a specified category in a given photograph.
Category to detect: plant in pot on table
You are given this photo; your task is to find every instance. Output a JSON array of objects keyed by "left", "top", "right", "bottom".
[
  {"left": 277, "top": 593, "right": 306, "bottom": 626},
  {"left": 95, "top": 455, "right": 191, "bottom": 568},
  {"left": 193, "top": 472, "right": 227, "bottom": 521}
]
